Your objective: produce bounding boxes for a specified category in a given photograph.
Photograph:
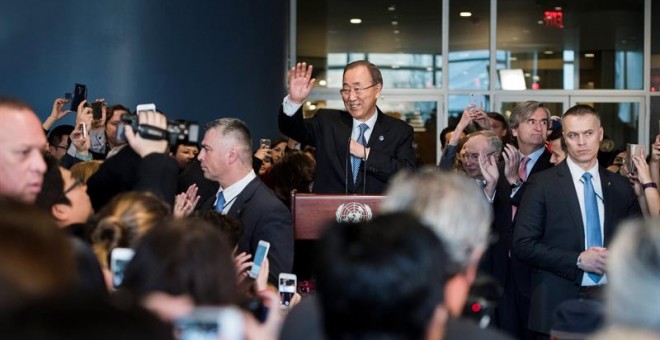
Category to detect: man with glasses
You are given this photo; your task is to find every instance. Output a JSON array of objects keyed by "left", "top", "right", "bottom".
[
  {"left": 36, "top": 155, "right": 93, "bottom": 230},
  {"left": 47, "top": 125, "right": 74, "bottom": 160},
  {"left": 278, "top": 60, "right": 416, "bottom": 194},
  {"left": 458, "top": 130, "right": 502, "bottom": 200}
]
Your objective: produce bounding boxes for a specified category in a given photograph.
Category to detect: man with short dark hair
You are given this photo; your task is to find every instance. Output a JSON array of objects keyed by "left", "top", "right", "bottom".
[
  {"left": 278, "top": 61, "right": 416, "bottom": 194},
  {"left": 513, "top": 104, "right": 641, "bottom": 337},
  {"left": 198, "top": 118, "right": 293, "bottom": 283},
  {"left": 0, "top": 96, "right": 47, "bottom": 203},
  {"left": 316, "top": 213, "right": 449, "bottom": 339},
  {"left": 47, "top": 125, "right": 74, "bottom": 160}
]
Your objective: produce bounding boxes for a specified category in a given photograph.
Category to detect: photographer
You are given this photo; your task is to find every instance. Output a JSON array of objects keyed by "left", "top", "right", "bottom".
[{"left": 86, "top": 109, "right": 179, "bottom": 211}]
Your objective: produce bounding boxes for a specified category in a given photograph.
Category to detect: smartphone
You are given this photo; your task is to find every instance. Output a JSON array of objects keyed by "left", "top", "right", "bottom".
[
  {"left": 70, "top": 83, "right": 87, "bottom": 111},
  {"left": 136, "top": 103, "right": 156, "bottom": 114},
  {"left": 91, "top": 101, "right": 103, "bottom": 120},
  {"left": 278, "top": 273, "right": 297, "bottom": 309},
  {"left": 175, "top": 306, "right": 243, "bottom": 340},
  {"left": 248, "top": 240, "right": 270, "bottom": 279},
  {"left": 260, "top": 138, "right": 271, "bottom": 149},
  {"left": 469, "top": 93, "right": 482, "bottom": 108},
  {"left": 626, "top": 143, "right": 644, "bottom": 176},
  {"left": 79, "top": 122, "right": 88, "bottom": 140},
  {"left": 110, "top": 247, "right": 135, "bottom": 289}
]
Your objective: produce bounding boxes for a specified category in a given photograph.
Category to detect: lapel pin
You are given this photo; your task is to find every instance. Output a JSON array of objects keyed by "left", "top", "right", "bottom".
[{"left": 379, "top": 135, "right": 384, "bottom": 141}]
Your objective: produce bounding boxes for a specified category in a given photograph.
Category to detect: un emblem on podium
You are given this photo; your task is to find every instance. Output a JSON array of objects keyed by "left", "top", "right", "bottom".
[{"left": 335, "top": 202, "right": 373, "bottom": 223}]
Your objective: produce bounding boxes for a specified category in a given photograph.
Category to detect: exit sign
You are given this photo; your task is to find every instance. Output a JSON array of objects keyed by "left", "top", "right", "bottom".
[{"left": 544, "top": 11, "right": 564, "bottom": 28}]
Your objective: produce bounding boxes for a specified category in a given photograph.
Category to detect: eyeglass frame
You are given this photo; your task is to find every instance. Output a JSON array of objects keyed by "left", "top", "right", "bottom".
[
  {"left": 461, "top": 150, "right": 499, "bottom": 163},
  {"left": 339, "top": 83, "right": 379, "bottom": 97},
  {"left": 63, "top": 178, "right": 84, "bottom": 195}
]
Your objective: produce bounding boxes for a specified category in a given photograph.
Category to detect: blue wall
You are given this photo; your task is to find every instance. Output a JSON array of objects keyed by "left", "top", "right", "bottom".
[{"left": 0, "top": 0, "right": 289, "bottom": 143}]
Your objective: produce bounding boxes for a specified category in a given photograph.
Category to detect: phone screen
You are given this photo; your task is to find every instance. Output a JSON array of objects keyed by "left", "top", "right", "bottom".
[
  {"left": 70, "top": 83, "right": 87, "bottom": 111},
  {"left": 249, "top": 241, "right": 270, "bottom": 278},
  {"left": 279, "top": 275, "right": 297, "bottom": 308},
  {"left": 176, "top": 307, "right": 243, "bottom": 340},
  {"left": 111, "top": 248, "right": 135, "bottom": 289}
]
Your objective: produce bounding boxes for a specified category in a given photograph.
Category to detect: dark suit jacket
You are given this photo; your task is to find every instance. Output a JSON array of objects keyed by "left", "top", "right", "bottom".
[
  {"left": 86, "top": 147, "right": 179, "bottom": 211},
  {"left": 201, "top": 176, "right": 293, "bottom": 283},
  {"left": 278, "top": 106, "right": 416, "bottom": 194},
  {"left": 512, "top": 161, "right": 641, "bottom": 334}
]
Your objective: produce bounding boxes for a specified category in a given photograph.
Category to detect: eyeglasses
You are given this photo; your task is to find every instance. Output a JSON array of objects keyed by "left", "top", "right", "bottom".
[
  {"left": 63, "top": 178, "right": 83, "bottom": 195},
  {"left": 339, "top": 83, "right": 378, "bottom": 97},
  {"left": 461, "top": 151, "right": 499, "bottom": 163}
]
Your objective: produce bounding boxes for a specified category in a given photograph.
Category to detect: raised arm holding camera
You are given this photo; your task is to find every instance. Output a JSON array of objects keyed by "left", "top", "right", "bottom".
[{"left": 86, "top": 106, "right": 180, "bottom": 211}]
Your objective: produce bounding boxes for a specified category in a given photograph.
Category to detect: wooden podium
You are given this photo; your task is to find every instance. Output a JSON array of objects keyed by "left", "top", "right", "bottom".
[{"left": 290, "top": 191, "right": 384, "bottom": 240}]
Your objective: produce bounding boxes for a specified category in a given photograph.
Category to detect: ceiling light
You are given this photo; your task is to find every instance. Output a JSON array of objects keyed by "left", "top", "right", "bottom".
[
  {"left": 460, "top": 12, "right": 472, "bottom": 17},
  {"left": 538, "top": 20, "right": 544, "bottom": 25},
  {"left": 584, "top": 53, "right": 594, "bottom": 58},
  {"left": 510, "top": 57, "right": 518, "bottom": 61},
  {"left": 350, "top": 18, "right": 362, "bottom": 24},
  {"left": 391, "top": 20, "right": 398, "bottom": 25},
  {"left": 554, "top": 6, "right": 562, "bottom": 10},
  {"left": 544, "top": 50, "right": 554, "bottom": 55},
  {"left": 524, "top": 73, "right": 531, "bottom": 77},
  {"left": 388, "top": 5, "right": 396, "bottom": 11},
  {"left": 318, "top": 80, "right": 327, "bottom": 86},
  {"left": 393, "top": 30, "right": 400, "bottom": 34}
]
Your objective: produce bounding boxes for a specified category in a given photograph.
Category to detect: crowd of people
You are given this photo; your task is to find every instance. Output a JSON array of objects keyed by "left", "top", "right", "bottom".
[{"left": 0, "top": 59, "right": 659, "bottom": 340}]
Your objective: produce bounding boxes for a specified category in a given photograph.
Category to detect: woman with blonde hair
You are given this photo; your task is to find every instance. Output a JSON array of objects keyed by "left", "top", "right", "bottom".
[{"left": 90, "top": 192, "right": 170, "bottom": 285}]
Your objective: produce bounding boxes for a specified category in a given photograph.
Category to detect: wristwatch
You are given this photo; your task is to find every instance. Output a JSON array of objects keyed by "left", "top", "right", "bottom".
[
  {"left": 576, "top": 255, "right": 582, "bottom": 267},
  {"left": 510, "top": 178, "right": 523, "bottom": 189}
]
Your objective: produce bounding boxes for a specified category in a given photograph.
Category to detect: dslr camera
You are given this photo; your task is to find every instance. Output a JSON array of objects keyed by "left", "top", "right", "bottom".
[{"left": 116, "top": 104, "right": 199, "bottom": 146}]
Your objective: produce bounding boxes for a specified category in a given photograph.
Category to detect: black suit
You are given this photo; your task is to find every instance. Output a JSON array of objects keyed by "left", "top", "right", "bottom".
[
  {"left": 278, "top": 106, "right": 416, "bottom": 194},
  {"left": 487, "top": 149, "right": 552, "bottom": 338},
  {"left": 512, "top": 161, "right": 641, "bottom": 334},
  {"left": 201, "top": 176, "right": 293, "bottom": 283}
]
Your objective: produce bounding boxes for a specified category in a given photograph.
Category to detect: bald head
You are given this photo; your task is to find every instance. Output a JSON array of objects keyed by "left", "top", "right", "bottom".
[{"left": 0, "top": 97, "right": 47, "bottom": 203}]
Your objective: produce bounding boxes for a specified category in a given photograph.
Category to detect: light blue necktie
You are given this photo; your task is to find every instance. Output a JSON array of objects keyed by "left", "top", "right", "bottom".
[
  {"left": 215, "top": 191, "right": 226, "bottom": 214},
  {"left": 582, "top": 172, "right": 602, "bottom": 283},
  {"left": 352, "top": 123, "right": 369, "bottom": 184}
]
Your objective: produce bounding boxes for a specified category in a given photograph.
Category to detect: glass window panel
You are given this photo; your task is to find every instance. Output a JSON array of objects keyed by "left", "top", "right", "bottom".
[
  {"left": 297, "top": 0, "right": 443, "bottom": 89},
  {"left": 575, "top": 101, "right": 639, "bottom": 149},
  {"left": 448, "top": 94, "right": 490, "bottom": 121},
  {"left": 649, "top": 97, "right": 660, "bottom": 146},
  {"left": 497, "top": 0, "right": 644, "bottom": 90},
  {"left": 448, "top": 1, "right": 490, "bottom": 90},
  {"left": 652, "top": 1, "right": 660, "bottom": 91}
]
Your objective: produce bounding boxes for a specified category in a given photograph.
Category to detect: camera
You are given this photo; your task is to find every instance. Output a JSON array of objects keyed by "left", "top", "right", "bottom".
[{"left": 116, "top": 113, "right": 200, "bottom": 146}]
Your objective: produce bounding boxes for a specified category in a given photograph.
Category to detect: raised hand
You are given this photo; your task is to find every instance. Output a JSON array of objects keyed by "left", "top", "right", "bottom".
[
  {"left": 51, "top": 97, "right": 72, "bottom": 120},
  {"left": 479, "top": 148, "right": 499, "bottom": 197},
  {"left": 173, "top": 184, "right": 200, "bottom": 218},
  {"left": 288, "top": 62, "right": 316, "bottom": 104},
  {"left": 76, "top": 99, "right": 93, "bottom": 127},
  {"left": 502, "top": 144, "right": 522, "bottom": 185},
  {"left": 124, "top": 110, "right": 168, "bottom": 157}
]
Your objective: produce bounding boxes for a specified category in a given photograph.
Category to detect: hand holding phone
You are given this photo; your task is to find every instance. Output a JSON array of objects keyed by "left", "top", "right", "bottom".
[
  {"left": 248, "top": 240, "right": 270, "bottom": 279},
  {"left": 278, "top": 273, "right": 297, "bottom": 309}
]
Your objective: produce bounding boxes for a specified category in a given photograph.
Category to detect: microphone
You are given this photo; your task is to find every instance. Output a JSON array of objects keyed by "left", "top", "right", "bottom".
[
  {"left": 362, "top": 142, "right": 367, "bottom": 194},
  {"left": 345, "top": 136, "right": 351, "bottom": 194}
]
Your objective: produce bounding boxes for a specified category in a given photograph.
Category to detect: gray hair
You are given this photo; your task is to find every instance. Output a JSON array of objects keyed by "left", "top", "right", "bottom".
[
  {"left": 606, "top": 217, "right": 660, "bottom": 332},
  {"left": 465, "top": 130, "right": 503, "bottom": 155},
  {"left": 381, "top": 167, "right": 492, "bottom": 271},
  {"left": 205, "top": 118, "right": 253, "bottom": 164},
  {"left": 509, "top": 101, "right": 550, "bottom": 129}
]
